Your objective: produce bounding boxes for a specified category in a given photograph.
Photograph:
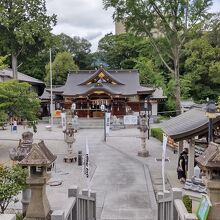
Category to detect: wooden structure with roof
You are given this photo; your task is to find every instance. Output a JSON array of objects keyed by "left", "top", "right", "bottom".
[
  {"left": 196, "top": 142, "right": 220, "bottom": 179},
  {"left": 161, "top": 108, "right": 220, "bottom": 179},
  {"left": 41, "top": 67, "right": 166, "bottom": 118},
  {"left": 0, "top": 68, "right": 45, "bottom": 96},
  {"left": 196, "top": 143, "right": 220, "bottom": 220}
]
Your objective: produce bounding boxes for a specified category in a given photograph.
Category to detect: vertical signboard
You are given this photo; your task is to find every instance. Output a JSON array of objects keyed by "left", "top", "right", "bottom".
[{"left": 105, "top": 112, "right": 111, "bottom": 135}]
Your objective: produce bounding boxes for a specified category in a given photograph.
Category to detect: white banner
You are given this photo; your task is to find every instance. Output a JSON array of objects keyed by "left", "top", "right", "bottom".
[
  {"left": 83, "top": 137, "right": 90, "bottom": 195},
  {"left": 162, "top": 134, "right": 168, "bottom": 192},
  {"left": 105, "top": 112, "right": 111, "bottom": 134},
  {"left": 123, "top": 115, "right": 138, "bottom": 125},
  {"left": 60, "top": 112, "right": 66, "bottom": 130},
  {"left": 83, "top": 139, "right": 89, "bottom": 178}
]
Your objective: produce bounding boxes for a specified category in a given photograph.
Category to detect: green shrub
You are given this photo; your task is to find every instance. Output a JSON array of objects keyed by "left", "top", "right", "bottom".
[
  {"left": 151, "top": 128, "right": 163, "bottom": 142},
  {"left": 182, "top": 195, "right": 192, "bottom": 213},
  {"left": 16, "top": 212, "right": 23, "bottom": 220}
]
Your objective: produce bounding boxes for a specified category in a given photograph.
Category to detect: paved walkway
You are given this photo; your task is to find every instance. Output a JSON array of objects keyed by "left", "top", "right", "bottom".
[{"left": 0, "top": 123, "right": 180, "bottom": 220}]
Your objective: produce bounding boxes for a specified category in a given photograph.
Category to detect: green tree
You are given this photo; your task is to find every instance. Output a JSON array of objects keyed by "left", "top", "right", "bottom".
[
  {"left": 45, "top": 51, "right": 78, "bottom": 85},
  {"left": 18, "top": 50, "right": 50, "bottom": 81},
  {"left": 135, "top": 57, "right": 164, "bottom": 87},
  {"left": 0, "top": 55, "right": 8, "bottom": 70},
  {"left": 56, "top": 33, "right": 93, "bottom": 69},
  {"left": 0, "top": 80, "right": 41, "bottom": 126},
  {"left": 183, "top": 35, "right": 220, "bottom": 101},
  {"left": 0, "top": 0, "right": 56, "bottom": 79},
  {"left": 0, "top": 165, "right": 27, "bottom": 214},
  {"left": 103, "top": 0, "right": 212, "bottom": 114},
  {"left": 98, "top": 33, "right": 149, "bottom": 69}
]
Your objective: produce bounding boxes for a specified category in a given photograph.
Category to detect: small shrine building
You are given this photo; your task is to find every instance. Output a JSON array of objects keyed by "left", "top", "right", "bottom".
[{"left": 41, "top": 68, "right": 166, "bottom": 118}]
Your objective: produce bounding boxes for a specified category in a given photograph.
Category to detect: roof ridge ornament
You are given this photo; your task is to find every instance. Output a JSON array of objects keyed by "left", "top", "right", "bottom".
[{"left": 78, "top": 67, "right": 124, "bottom": 86}]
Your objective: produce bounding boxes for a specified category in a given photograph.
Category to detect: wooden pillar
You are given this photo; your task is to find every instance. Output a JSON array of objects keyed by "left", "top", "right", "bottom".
[
  {"left": 188, "top": 138, "right": 195, "bottom": 179},
  {"left": 112, "top": 100, "right": 114, "bottom": 116},
  {"left": 87, "top": 99, "right": 90, "bottom": 118},
  {"left": 178, "top": 141, "right": 183, "bottom": 157}
]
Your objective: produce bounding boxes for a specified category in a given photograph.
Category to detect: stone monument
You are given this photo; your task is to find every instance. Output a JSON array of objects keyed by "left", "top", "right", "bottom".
[
  {"left": 137, "top": 115, "right": 149, "bottom": 157},
  {"left": 196, "top": 142, "right": 220, "bottom": 220},
  {"left": 19, "top": 141, "right": 57, "bottom": 220},
  {"left": 63, "top": 109, "right": 77, "bottom": 162}
]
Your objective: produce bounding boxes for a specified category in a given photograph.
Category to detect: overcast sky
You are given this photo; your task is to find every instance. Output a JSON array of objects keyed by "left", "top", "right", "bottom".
[{"left": 46, "top": 0, "right": 220, "bottom": 52}]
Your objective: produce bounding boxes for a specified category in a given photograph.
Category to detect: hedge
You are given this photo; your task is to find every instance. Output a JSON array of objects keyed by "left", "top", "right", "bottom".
[{"left": 151, "top": 128, "right": 163, "bottom": 142}]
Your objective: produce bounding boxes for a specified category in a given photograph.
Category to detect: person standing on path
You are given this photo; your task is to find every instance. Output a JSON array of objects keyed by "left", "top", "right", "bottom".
[
  {"left": 177, "top": 148, "right": 188, "bottom": 183},
  {"left": 12, "top": 119, "right": 17, "bottom": 132}
]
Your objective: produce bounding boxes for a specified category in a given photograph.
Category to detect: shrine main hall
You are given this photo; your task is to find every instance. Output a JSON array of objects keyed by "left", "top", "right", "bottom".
[{"left": 41, "top": 68, "right": 165, "bottom": 118}]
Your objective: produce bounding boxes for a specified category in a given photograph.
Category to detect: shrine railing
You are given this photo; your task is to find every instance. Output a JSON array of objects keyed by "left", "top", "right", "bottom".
[
  {"left": 51, "top": 186, "right": 96, "bottom": 220},
  {"left": 157, "top": 188, "right": 198, "bottom": 220}
]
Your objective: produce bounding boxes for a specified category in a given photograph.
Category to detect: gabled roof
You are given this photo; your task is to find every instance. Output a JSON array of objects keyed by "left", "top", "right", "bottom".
[
  {"left": 161, "top": 108, "right": 220, "bottom": 141},
  {"left": 196, "top": 143, "right": 220, "bottom": 168},
  {"left": 78, "top": 68, "right": 124, "bottom": 85},
  {"left": 19, "top": 141, "right": 57, "bottom": 166},
  {"left": 0, "top": 68, "right": 44, "bottom": 85},
  {"left": 52, "top": 68, "right": 157, "bottom": 96}
]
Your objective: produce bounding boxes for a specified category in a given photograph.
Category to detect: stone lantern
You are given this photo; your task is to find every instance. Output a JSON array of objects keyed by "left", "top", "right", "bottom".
[
  {"left": 63, "top": 109, "right": 77, "bottom": 162},
  {"left": 19, "top": 141, "right": 57, "bottom": 220},
  {"left": 9, "top": 131, "right": 33, "bottom": 161},
  {"left": 196, "top": 142, "right": 220, "bottom": 220},
  {"left": 9, "top": 131, "right": 33, "bottom": 216},
  {"left": 137, "top": 115, "right": 149, "bottom": 157}
]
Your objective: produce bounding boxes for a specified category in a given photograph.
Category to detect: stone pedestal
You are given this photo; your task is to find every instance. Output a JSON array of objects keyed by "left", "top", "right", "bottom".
[
  {"left": 137, "top": 115, "right": 149, "bottom": 157},
  {"left": 64, "top": 143, "right": 77, "bottom": 163},
  {"left": 24, "top": 177, "right": 50, "bottom": 220},
  {"left": 138, "top": 150, "right": 149, "bottom": 157},
  {"left": 138, "top": 130, "right": 149, "bottom": 157},
  {"left": 21, "top": 189, "right": 31, "bottom": 217},
  {"left": 204, "top": 178, "right": 220, "bottom": 220}
]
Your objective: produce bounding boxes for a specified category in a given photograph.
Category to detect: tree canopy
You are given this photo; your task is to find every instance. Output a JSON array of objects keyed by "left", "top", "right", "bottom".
[
  {"left": 103, "top": 0, "right": 213, "bottom": 113},
  {"left": 0, "top": 55, "right": 8, "bottom": 70},
  {"left": 45, "top": 51, "right": 78, "bottom": 85},
  {"left": 181, "top": 34, "right": 220, "bottom": 101},
  {"left": 0, "top": 0, "right": 56, "bottom": 79},
  {"left": 0, "top": 80, "right": 41, "bottom": 126},
  {"left": 0, "top": 165, "right": 27, "bottom": 214},
  {"left": 55, "top": 33, "right": 93, "bottom": 69}
]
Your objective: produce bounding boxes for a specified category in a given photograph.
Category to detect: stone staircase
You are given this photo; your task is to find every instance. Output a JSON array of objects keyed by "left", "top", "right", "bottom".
[
  {"left": 40, "top": 117, "right": 105, "bottom": 129},
  {"left": 78, "top": 118, "right": 104, "bottom": 129}
]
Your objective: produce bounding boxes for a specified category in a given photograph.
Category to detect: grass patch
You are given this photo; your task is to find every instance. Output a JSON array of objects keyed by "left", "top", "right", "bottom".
[{"left": 182, "top": 195, "right": 192, "bottom": 213}]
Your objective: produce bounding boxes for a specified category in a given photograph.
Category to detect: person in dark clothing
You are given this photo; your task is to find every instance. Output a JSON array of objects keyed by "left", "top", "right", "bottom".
[{"left": 177, "top": 148, "right": 188, "bottom": 183}]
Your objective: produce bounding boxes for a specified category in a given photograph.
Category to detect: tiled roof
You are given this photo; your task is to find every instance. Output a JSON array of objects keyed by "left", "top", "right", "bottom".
[
  {"left": 47, "top": 68, "right": 164, "bottom": 98},
  {"left": 19, "top": 141, "right": 57, "bottom": 166},
  {"left": 196, "top": 143, "right": 220, "bottom": 168},
  {"left": 0, "top": 68, "right": 44, "bottom": 85},
  {"left": 161, "top": 108, "right": 220, "bottom": 141}
]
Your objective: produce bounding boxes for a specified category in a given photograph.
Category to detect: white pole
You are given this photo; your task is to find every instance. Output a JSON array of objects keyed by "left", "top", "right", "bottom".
[{"left": 50, "top": 48, "right": 53, "bottom": 127}]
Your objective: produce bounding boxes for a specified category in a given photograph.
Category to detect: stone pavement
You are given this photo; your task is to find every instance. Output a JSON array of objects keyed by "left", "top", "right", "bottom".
[{"left": 0, "top": 123, "right": 181, "bottom": 220}]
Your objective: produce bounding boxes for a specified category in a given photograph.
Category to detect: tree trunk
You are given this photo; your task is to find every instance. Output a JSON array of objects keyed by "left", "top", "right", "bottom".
[
  {"left": 12, "top": 54, "right": 18, "bottom": 80},
  {"left": 174, "top": 49, "right": 181, "bottom": 115}
]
